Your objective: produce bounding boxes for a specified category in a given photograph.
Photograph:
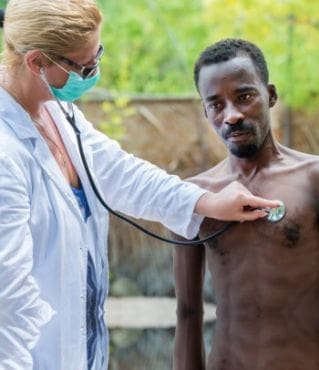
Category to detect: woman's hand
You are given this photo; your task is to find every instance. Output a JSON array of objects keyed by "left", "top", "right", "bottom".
[{"left": 195, "top": 181, "right": 280, "bottom": 222}]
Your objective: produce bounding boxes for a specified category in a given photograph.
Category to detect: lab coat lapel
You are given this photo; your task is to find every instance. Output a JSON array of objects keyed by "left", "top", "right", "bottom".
[
  {"left": 45, "top": 102, "right": 101, "bottom": 222},
  {"left": 0, "top": 87, "right": 83, "bottom": 220},
  {"left": 46, "top": 102, "right": 95, "bottom": 176},
  {"left": 32, "top": 134, "right": 85, "bottom": 224},
  {"left": 46, "top": 102, "right": 108, "bottom": 261},
  {"left": 32, "top": 136, "right": 75, "bottom": 196}
]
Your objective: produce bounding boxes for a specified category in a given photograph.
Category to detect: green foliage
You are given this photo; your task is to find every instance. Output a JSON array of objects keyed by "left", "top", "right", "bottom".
[
  {"left": 97, "top": 0, "right": 208, "bottom": 95},
  {"left": 97, "top": 97, "right": 135, "bottom": 140},
  {"left": 201, "top": 0, "right": 319, "bottom": 110},
  {"left": 1, "top": 1, "right": 318, "bottom": 110},
  {"left": 97, "top": 0, "right": 319, "bottom": 111}
]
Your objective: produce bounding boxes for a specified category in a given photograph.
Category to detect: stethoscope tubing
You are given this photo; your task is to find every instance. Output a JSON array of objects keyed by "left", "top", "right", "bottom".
[{"left": 61, "top": 102, "right": 235, "bottom": 246}]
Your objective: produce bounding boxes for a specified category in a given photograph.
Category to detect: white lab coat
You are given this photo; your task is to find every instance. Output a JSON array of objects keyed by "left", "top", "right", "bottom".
[{"left": 0, "top": 87, "right": 206, "bottom": 370}]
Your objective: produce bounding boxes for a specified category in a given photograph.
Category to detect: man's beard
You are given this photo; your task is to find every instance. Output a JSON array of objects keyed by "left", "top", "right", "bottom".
[
  {"left": 229, "top": 143, "right": 258, "bottom": 158},
  {"left": 222, "top": 121, "right": 258, "bottom": 158}
]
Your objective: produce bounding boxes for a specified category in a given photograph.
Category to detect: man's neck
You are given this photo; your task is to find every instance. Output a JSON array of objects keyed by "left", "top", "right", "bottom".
[{"left": 227, "top": 134, "right": 281, "bottom": 182}]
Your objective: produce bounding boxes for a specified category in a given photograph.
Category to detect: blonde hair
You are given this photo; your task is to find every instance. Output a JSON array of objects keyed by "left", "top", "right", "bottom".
[{"left": 1, "top": 0, "right": 102, "bottom": 70}]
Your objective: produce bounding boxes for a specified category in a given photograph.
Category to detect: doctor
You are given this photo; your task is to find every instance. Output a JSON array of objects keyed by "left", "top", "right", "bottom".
[{"left": 0, "top": 1, "right": 279, "bottom": 369}]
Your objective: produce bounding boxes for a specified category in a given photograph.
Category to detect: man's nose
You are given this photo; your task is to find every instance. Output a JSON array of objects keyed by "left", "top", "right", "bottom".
[{"left": 224, "top": 103, "right": 244, "bottom": 125}]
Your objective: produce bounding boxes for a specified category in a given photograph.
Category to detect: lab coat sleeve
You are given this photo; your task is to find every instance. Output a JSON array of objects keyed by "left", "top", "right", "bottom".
[
  {"left": 102, "top": 147, "right": 207, "bottom": 239},
  {"left": 0, "top": 156, "right": 54, "bottom": 369},
  {"left": 75, "top": 110, "right": 207, "bottom": 239}
]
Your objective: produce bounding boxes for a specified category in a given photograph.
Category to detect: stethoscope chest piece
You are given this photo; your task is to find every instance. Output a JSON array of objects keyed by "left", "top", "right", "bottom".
[{"left": 267, "top": 201, "right": 286, "bottom": 222}]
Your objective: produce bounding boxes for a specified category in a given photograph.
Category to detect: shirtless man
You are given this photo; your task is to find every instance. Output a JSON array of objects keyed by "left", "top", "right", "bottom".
[{"left": 174, "top": 39, "right": 319, "bottom": 370}]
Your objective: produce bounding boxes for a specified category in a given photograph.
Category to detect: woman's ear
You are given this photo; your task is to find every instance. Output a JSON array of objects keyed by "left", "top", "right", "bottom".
[
  {"left": 24, "top": 50, "right": 44, "bottom": 75},
  {"left": 268, "top": 84, "right": 278, "bottom": 108}
]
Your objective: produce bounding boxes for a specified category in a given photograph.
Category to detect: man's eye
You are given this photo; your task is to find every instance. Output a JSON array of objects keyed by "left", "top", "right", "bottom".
[
  {"left": 239, "top": 93, "right": 252, "bottom": 101},
  {"left": 208, "top": 102, "right": 222, "bottom": 110}
]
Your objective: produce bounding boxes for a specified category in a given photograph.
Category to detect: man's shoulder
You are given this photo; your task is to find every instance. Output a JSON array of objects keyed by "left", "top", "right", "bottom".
[
  {"left": 281, "top": 144, "right": 319, "bottom": 163},
  {"left": 280, "top": 145, "right": 319, "bottom": 196},
  {"left": 185, "top": 160, "right": 228, "bottom": 191}
]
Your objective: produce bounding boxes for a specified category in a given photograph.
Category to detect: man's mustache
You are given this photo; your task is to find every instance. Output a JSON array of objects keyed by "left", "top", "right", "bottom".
[{"left": 222, "top": 121, "right": 256, "bottom": 140}]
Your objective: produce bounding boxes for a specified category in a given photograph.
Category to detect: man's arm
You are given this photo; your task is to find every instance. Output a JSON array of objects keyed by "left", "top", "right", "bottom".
[{"left": 174, "top": 242, "right": 206, "bottom": 370}]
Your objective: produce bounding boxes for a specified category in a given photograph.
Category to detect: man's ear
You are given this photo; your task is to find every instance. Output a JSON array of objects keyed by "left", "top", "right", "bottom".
[
  {"left": 268, "top": 84, "right": 278, "bottom": 108},
  {"left": 24, "top": 50, "right": 45, "bottom": 75}
]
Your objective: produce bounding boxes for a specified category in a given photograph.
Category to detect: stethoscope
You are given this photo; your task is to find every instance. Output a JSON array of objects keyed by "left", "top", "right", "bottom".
[{"left": 57, "top": 101, "right": 286, "bottom": 246}]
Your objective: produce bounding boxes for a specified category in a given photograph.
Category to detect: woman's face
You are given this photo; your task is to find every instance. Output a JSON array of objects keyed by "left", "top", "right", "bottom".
[{"left": 43, "top": 27, "right": 101, "bottom": 88}]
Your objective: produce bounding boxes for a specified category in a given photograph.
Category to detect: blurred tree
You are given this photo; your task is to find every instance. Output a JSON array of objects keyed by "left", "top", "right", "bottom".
[
  {"left": 97, "top": 0, "right": 208, "bottom": 95},
  {"left": 98, "top": 96, "right": 135, "bottom": 140},
  {"left": 97, "top": 0, "right": 319, "bottom": 113},
  {"left": 1, "top": 0, "right": 319, "bottom": 112},
  {"left": 202, "top": 0, "right": 319, "bottom": 111}
]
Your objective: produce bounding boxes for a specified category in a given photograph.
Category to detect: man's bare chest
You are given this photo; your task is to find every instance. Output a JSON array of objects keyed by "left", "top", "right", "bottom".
[{"left": 200, "top": 175, "right": 319, "bottom": 290}]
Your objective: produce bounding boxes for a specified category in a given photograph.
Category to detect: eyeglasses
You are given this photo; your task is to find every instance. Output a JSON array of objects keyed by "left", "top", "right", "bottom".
[{"left": 56, "top": 44, "right": 104, "bottom": 79}]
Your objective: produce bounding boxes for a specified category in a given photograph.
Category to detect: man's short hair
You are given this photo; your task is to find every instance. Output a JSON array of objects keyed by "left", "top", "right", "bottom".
[{"left": 194, "top": 38, "right": 269, "bottom": 91}]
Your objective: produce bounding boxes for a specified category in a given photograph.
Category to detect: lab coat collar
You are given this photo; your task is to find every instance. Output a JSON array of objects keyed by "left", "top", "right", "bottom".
[
  {"left": 0, "top": 86, "right": 86, "bottom": 221},
  {"left": 0, "top": 86, "right": 41, "bottom": 140}
]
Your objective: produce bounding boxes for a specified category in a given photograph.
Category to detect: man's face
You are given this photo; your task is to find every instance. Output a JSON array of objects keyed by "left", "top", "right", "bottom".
[{"left": 198, "top": 56, "right": 276, "bottom": 158}]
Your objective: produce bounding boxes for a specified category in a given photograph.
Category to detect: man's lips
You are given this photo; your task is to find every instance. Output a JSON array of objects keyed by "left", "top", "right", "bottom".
[{"left": 227, "top": 130, "right": 252, "bottom": 142}]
